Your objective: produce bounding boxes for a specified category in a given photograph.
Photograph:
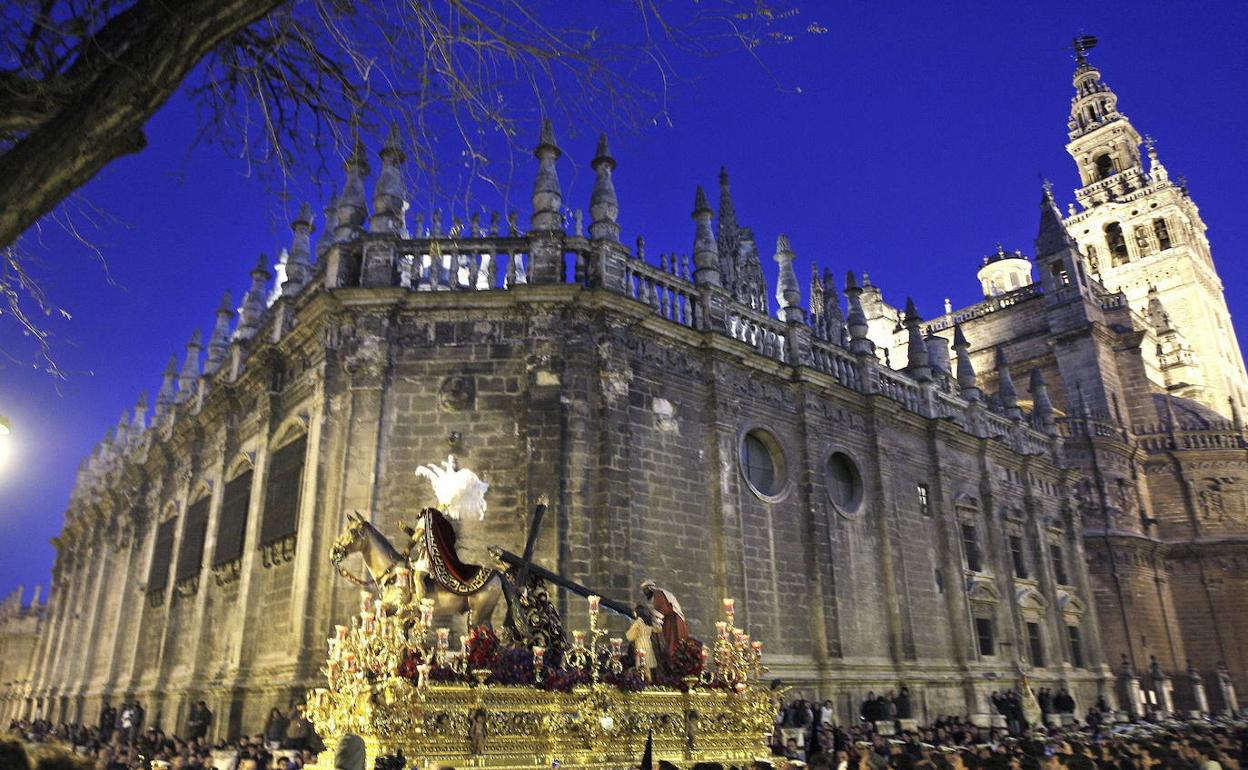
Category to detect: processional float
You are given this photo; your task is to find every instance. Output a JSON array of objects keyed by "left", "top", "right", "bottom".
[{"left": 306, "top": 457, "right": 777, "bottom": 769}]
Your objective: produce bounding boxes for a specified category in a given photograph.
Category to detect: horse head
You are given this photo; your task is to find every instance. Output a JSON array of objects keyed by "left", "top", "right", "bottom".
[{"left": 330, "top": 512, "right": 371, "bottom": 574}]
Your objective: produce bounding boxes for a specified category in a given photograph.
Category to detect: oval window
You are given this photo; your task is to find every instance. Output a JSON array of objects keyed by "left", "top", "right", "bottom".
[
  {"left": 740, "top": 429, "right": 785, "bottom": 499},
  {"left": 826, "top": 452, "right": 863, "bottom": 513}
]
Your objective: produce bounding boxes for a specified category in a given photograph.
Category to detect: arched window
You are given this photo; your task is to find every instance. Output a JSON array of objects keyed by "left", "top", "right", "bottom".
[
  {"left": 1104, "top": 222, "right": 1129, "bottom": 265},
  {"left": 1153, "top": 218, "right": 1171, "bottom": 250},
  {"left": 1094, "top": 153, "right": 1115, "bottom": 180},
  {"left": 1084, "top": 245, "right": 1099, "bottom": 273},
  {"left": 260, "top": 433, "right": 308, "bottom": 548},
  {"left": 213, "top": 467, "right": 254, "bottom": 569}
]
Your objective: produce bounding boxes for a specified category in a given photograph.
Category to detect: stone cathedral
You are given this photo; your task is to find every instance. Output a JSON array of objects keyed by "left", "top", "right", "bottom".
[{"left": 3, "top": 44, "right": 1246, "bottom": 737}]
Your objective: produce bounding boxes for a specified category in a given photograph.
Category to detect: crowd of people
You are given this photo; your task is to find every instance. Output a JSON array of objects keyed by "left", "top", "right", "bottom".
[
  {"left": 770, "top": 693, "right": 1246, "bottom": 769},
  {"left": 3, "top": 707, "right": 321, "bottom": 770},
  {"left": 4, "top": 699, "right": 1247, "bottom": 770}
]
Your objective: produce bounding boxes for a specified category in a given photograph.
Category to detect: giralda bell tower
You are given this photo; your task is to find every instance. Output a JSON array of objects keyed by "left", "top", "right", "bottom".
[{"left": 1060, "top": 38, "right": 1248, "bottom": 419}]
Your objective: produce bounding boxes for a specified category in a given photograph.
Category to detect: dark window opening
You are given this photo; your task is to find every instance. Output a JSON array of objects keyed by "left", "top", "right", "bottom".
[
  {"left": 975, "top": 617, "right": 995, "bottom": 657},
  {"left": 1050, "top": 261, "right": 1070, "bottom": 286},
  {"left": 1009, "top": 535, "right": 1029, "bottom": 578},
  {"left": 213, "top": 470, "right": 254, "bottom": 567},
  {"left": 147, "top": 518, "right": 178, "bottom": 595},
  {"left": 1154, "top": 218, "right": 1171, "bottom": 250},
  {"left": 1105, "top": 222, "right": 1129, "bottom": 265},
  {"left": 826, "top": 452, "right": 862, "bottom": 511},
  {"left": 1068, "top": 625, "right": 1084, "bottom": 668},
  {"left": 175, "top": 497, "right": 210, "bottom": 584},
  {"left": 1027, "top": 622, "right": 1045, "bottom": 667},
  {"left": 961, "top": 523, "right": 982, "bottom": 572},
  {"left": 742, "top": 431, "right": 783, "bottom": 497},
  {"left": 1095, "top": 153, "right": 1115, "bottom": 180},
  {"left": 917, "top": 484, "right": 931, "bottom": 516},
  {"left": 260, "top": 436, "right": 308, "bottom": 548}
]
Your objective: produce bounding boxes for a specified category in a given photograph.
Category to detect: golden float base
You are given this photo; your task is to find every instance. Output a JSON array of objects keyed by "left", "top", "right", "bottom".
[{"left": 305, "top": 678, "right": 774, "bottom": 769}]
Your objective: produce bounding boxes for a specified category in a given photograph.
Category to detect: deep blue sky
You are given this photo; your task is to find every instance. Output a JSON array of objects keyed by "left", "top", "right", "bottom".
[{"left": 2, "top": 3, "right": 1247, "bottom": 599}]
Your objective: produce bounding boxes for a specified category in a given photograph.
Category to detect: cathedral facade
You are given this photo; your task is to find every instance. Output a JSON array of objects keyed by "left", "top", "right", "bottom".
[
  {"left": 5, "top": 44, "right": 1244, "bottom": 737},
  {"left": 868, "top": 49, "right": 1248, "bottom": 716}
]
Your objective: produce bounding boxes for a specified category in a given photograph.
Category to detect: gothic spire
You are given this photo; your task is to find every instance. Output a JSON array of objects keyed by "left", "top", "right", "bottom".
[
  {"left": 234, "top": 254, "right": 271, "bottom": 341},
  {"left": 691, "top": 185, "right": 721, "bottom": 287},
  {"left": 269, "top": 249, "right": 290, "bottom": 305},
  {"left": 113, "top": 411, "right": 130, "bottom": 449},
  {"left": 317, "top": 196, "right": 338, "bottom": 261},
  {"left": 530, "top": 119, "right": 563, "bottom": 232},
  {"left": 155, "top": 354, "right": 178, "bottom": 416},
  {"left": 1035, "top": 181, "right": 1078, "bottom": 257},
  {"left": 844, "top": 271, "right": 873, "bottom": 356},
  {"left": 132, "top": 393, "right": 148, "bottom": 434},
  {"left": 809, "top": 263, "right": 824, "bottom": 330},
  {"left": 953, "top": 323, "right": 980, "bottom": 401},
  {"left": 822, "top": 268, "right": 845, "bottom": 344},
  {"left": 903, "top": 298, "right": 931, "bottom": 382},
  {"left": 1030, "top": 368, "right": 1057, "bottom": 435},
  {"left": 1146, "top": 136, "right": 1170, "bottom": 184},
  {"left": 284, "top": 203, "right": 315, "bottom": 297},
  {"left": 773, "top": 235, "right": 802, "bottom": 323},
  {"left": 995, "top": 346, "right": 1022, "bottom": 420},
  {"left": 204, "top": 290, "right": 234, "bottom": 375},
  {"left": 335, "top": 131, "right": 370, "bottom": 243},
  {"left": 177, "top": 330, "right": 202, "bottom": 402},
  {"left": 371, "top": 126, "right": 408, "bottom": 234},
  {"left": 589, "top": 133, "right": 620, "bottom": 242}
]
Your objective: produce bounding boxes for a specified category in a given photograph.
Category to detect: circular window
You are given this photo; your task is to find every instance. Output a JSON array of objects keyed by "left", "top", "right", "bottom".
[
  {"left": 740, "top": 429, "right": 786, "bottom": 499},
  {"left": 826, "top": 452, "right": 863, "bottom": 513}
]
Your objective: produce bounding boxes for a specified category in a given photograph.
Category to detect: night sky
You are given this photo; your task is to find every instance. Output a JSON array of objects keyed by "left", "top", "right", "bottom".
[{"left": 2, "top": 3, "right": 1247, "bottom": 599}]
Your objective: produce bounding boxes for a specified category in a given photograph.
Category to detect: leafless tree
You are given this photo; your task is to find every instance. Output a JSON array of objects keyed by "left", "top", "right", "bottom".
[{"left": 0, "top": 0, "right": 817, "bottom": 376}]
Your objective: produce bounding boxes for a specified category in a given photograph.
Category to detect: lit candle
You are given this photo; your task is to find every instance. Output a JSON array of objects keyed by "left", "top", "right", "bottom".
[
  {"left": 723, "top": 597, "right": 735, "bottom": 618},
  {"left": 751, "top": 640, "right": 764, "bottom": 655},
  {"left": 715, "top": 621, "right": 728, "bottom": 639},
  {"left": 610, "top": 638, "right": 623, "bottom": 657},
  {"left": 587, "top": 595, "right": 601, "bottom": 615},
  {"left": 700, "top": 646, "right": 710, "bottom": 663},
  {"left": 335, "top": 625, "right": 348, "bottom": 641},
  {"left": 437, "top": 628, "right": 450, "bottom": 649},
  {"left": 533, "top": 646, "right": 546, "bottom": 667},
  {"left": 360, "top": 591, "right": 373, "bottom": 611},
  {"left": 572, "top": 630, "right": 585, "bottom": 648},
  {"left": 638, "top": 649, "right": 647, "bottom": 669},
  {"left": 460, "top": 635, "right": 470, "bottom": 655},
  {"left": 733, "top": 629, "right": 745, "bottom": 645}
]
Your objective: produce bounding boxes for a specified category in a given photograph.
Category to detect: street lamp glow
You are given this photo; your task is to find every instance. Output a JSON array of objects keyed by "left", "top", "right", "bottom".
[{"left": 0, "top": 415, "right": 11, "bottom": 473}]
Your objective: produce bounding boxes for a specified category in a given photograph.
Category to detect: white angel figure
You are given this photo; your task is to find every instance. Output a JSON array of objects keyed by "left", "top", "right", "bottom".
[{"left": 416, "top": 454, "right": 488, "bottom": 520}]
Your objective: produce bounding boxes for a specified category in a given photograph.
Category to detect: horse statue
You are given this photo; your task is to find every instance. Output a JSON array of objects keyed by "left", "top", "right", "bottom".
[{"left": 330, "top": 456, "right": 509, "bottom": 628}]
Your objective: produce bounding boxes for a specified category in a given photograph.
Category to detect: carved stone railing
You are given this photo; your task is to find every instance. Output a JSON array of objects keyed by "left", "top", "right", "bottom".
[
  {"left": 725, "top": 304, "right": 787, "bottom": 363},
  {"left": 809, "top": 340, "right": 863, "bottom": 392},
  {"left": 1133, "top": 426, "right": 1245, "bottom": 452},
  {"left": 624, "top": 258, "right": 701, "bottom": 329},
  {"left": 1057, "top": 416, "right": 1125, "bottom": 440},
  {"left": 396, "top": 236, "right": 531, "bottom": 290},
  {"left": 876, "top": 367, "right": 923, "bottom": 413},
  {"left": 925, "top": 284, "right": 1042, "bottom": 333}
]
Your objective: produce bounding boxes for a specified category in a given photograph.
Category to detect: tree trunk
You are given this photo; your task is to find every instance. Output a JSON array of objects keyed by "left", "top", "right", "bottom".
[{"left": 0, "top": 0, "right": 285, "bottom": 252}]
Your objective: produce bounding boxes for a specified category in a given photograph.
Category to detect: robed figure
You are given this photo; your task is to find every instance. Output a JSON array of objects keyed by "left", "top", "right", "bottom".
[{"left": 641, "top": 579, "right": 688, "bottom": 662}]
